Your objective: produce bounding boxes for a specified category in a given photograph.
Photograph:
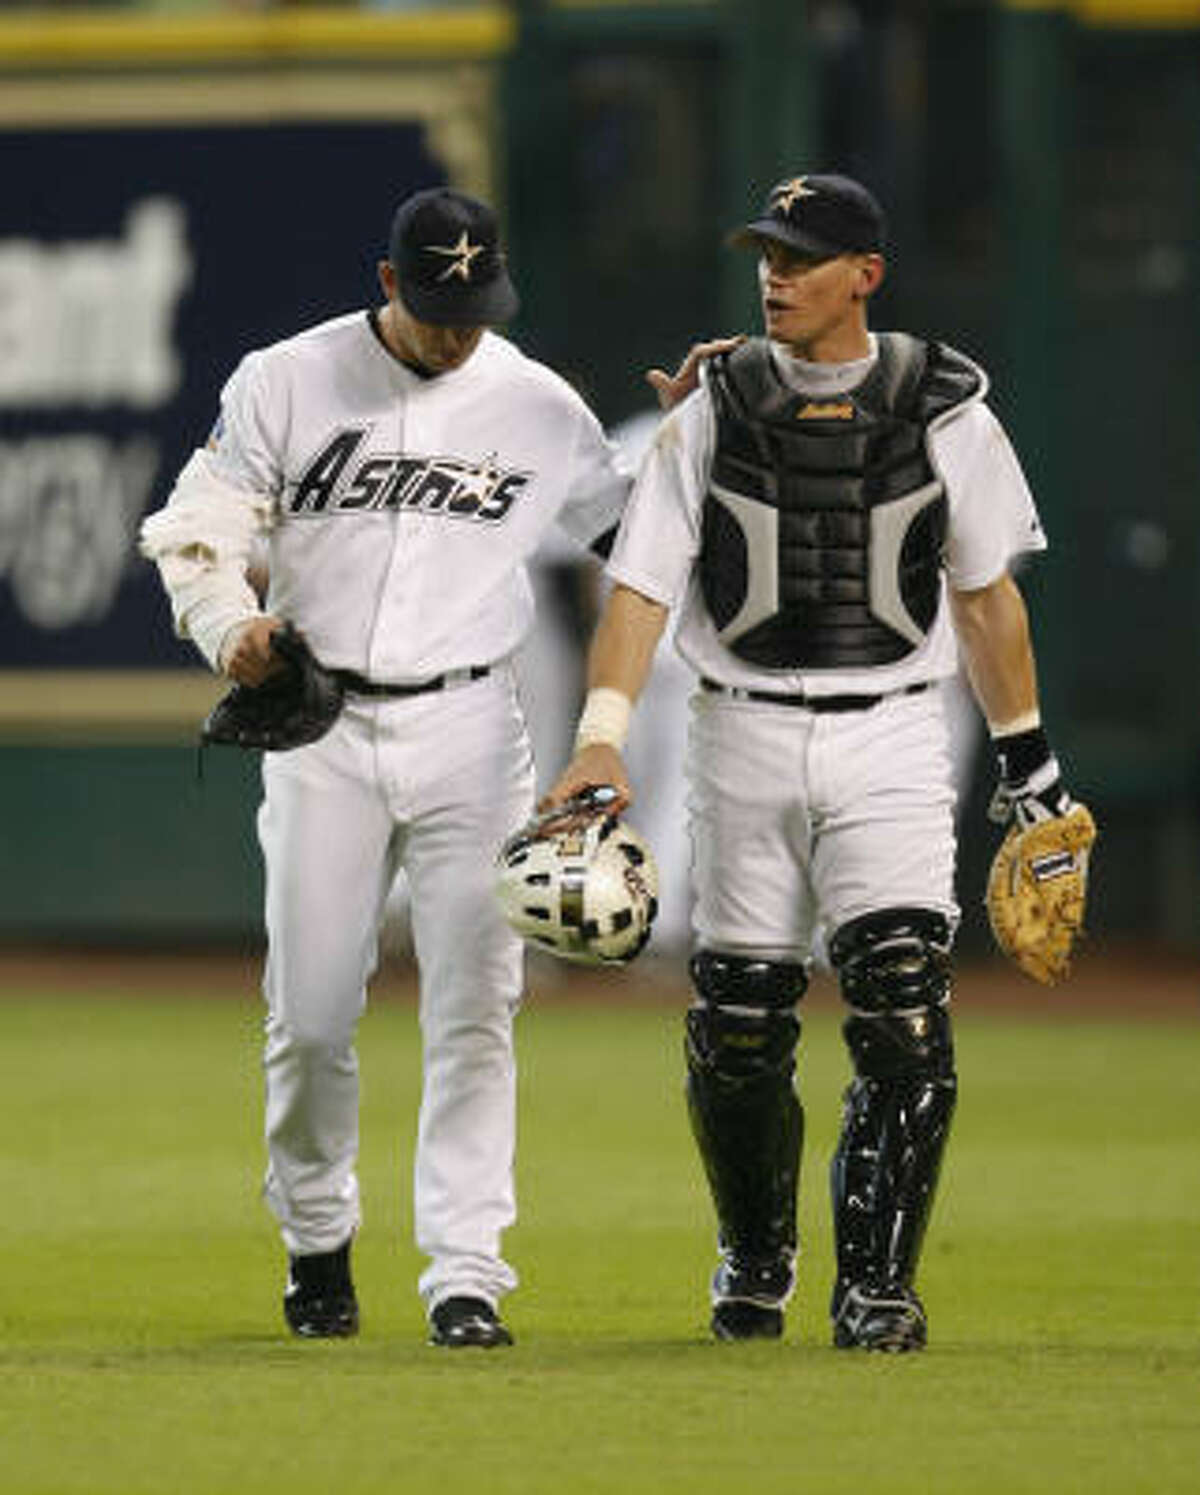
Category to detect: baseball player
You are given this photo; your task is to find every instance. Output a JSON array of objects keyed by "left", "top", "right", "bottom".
[
  {"left": 140, "top": 187, "right": 631, "bottom": 1348},
  {"left": 545, "top": 174, "right": 1089, "bottom": 1350}
]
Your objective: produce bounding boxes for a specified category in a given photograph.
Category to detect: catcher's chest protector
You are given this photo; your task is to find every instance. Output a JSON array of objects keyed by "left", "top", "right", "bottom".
[{"left": 700, "top": 333, "right": 982, "bottom": 670}]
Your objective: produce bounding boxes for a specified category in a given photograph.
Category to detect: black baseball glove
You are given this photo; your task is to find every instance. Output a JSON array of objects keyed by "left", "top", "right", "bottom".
[{"left": 201, "top": 622, "right": 344, "bottom": 752}]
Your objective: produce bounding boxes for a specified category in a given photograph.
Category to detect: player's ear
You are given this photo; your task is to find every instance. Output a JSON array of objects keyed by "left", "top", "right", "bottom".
[
  {"left": 378, "top": 259, "right": 397, "bottom": 300},
  {"left": 856, "top": 254, "right": 885, "bottom": 299}
]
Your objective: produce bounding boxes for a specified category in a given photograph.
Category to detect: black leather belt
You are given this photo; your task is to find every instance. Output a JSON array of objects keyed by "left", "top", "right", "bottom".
[
  {"left": 700, "top": 678, "right": 931, "bottom": 713},
  {"left": 335, "top": 664, "right": 491, "bottom": 698}
]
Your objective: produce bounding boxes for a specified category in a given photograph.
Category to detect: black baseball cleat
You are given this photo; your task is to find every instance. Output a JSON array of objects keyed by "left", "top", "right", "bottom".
[
  {"left": 832, "top": 1283, "right": 927, "bottom": 1353},
  {"left": 710, "top": 1253, "right": 794, "bottom": 1342},
  {"left": 429, "top": 1295, "right": 514, "bottom": 1349},
  {"left": 712, "top": 1300, "right": 784, "bottom": 1341},
  {"left": 283, "top": 1240, "right": 360, "bottom": 1339}
]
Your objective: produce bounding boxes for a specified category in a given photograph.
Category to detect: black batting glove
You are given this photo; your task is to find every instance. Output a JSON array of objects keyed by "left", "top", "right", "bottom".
[{"left": 988, "top": 724, "right": 1074, "bottom": 830}]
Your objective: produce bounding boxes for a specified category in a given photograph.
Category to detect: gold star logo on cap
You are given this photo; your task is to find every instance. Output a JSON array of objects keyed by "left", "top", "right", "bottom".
[
  {"left": 771, "top": 177, "right": 817, "bottom": 215},
  {"left": 426, "top": 230, "right": 485, "bottom": 283}
]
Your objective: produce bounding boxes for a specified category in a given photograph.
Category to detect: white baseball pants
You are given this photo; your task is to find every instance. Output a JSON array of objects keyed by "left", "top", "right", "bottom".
[
  {"left": 686, "top": 684, "right": 960, "bottom": 960},
  {"left": 257, "top": 666, "right": 534, "bottom": 1311}
]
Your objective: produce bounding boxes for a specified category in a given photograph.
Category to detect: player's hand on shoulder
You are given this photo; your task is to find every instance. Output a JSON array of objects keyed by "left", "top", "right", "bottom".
[
  {"left": 220, "top": 615, "right": 285, "bottom": 686},
  {"left": 538, "top": 745, "right": 632, "bottom": 815},
  {"left": 645, "top": 335, "right": 744, "bottom": 411}
]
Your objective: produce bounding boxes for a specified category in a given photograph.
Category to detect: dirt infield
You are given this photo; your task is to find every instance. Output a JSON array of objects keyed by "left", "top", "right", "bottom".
[{"left": 0, "top": 938, "right": 1194, "bottom": 1018}]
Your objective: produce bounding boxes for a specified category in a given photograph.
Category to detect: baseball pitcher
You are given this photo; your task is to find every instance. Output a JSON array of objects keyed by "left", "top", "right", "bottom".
[{"left": 141, "top": 187, "right": 631, "bottom": 1349}]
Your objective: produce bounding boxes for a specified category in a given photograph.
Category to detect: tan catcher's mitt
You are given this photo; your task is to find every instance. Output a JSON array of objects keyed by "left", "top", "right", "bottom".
[{"left": 986, "top": 804, "right": 1097, "bottom": 985}]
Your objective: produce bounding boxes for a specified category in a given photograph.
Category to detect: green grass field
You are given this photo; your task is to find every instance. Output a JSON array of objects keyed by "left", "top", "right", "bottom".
[{"left": 1, "top": 970, "right": 1197, "bottom": 1493}]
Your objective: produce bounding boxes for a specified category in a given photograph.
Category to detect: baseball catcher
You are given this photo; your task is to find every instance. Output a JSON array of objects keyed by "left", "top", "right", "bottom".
[
  {"left": 201, "top": 622, "right": 344, "bottom": 751},
  {"left": 539, "top": 171, "right": 1101, "bottom": 1354},
  {"left": 985, "top": 724, "right": 1097, "bottom": 984}
]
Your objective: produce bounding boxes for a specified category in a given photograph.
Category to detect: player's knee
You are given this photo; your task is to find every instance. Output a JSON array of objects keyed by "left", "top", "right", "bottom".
[
  {"left": 686, "top": 949, "right": 807, "bottom": 1084},
  {"left": 829, "top": 909, "right": 955, "bottom": 1082},
  {"left": 830, "top": 907, "right": 952, "bottom": 1013},
  {"left": 691, "top": 949, "right": 810, "bottom": 1011},
  {"left": 267, "top": 1009, "right": 358, "bottom": 1059},
  {"left": 841, "top": 1005, "right": 957, "bottom": 1085}
]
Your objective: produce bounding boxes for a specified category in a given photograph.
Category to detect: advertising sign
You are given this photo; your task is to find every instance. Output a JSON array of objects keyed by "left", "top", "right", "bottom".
[{"left": 0, "top": 120, "right": 446, "bottom": 671}]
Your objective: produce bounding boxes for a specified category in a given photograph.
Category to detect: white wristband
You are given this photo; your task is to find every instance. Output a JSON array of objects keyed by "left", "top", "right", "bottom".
[
  {"left": 988, "top": 708, "right": 1041, "bottom": 738},
  {"left": 574, "top": 687, "right": 632, "bottom": 753}
]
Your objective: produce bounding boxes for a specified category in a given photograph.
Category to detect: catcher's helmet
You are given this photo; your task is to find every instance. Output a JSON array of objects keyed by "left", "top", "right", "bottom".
[{"left": 495, "top": 787, "right": 659, "bottom": 965}]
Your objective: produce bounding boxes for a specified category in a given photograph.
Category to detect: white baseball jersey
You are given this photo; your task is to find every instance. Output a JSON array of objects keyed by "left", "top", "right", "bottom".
[
  {"left": 608, "top": 333, "right": 1047, "bottom": 696},
  {"left": 148, "top": 311, "right": 630, "bottom": 676}
]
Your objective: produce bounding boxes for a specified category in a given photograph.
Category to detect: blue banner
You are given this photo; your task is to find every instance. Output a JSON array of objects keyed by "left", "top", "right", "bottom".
[{"left": 0, "top": 121, "right": 444, "bottom": 667}]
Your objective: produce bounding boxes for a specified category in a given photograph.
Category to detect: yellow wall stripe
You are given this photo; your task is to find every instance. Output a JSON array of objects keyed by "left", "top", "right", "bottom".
[
  {"left": 0, "top": 1, "right": 1191, "bottom": 70},
  {"left": 0, "top": 7, "right": 514, "bottom": 69},
  {"left": 1005, "top": 0, "right": 1200, "bottom": 25},
  {"left": 0, "top": 671, "right": 225, "bottom": 740}
]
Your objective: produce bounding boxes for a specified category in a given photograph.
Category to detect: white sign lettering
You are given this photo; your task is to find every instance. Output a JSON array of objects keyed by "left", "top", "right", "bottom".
[
  {"left": 0, "top": 199, "right": 192, "bottom": 409},
  {"left": 0, "top": 435, "right": 159, "bottom": 629}
]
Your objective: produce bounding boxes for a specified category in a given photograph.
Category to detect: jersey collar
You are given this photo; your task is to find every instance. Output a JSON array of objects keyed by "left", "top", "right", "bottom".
[{"left": 769, "top": 332, "right": 879, "bottom": 397}]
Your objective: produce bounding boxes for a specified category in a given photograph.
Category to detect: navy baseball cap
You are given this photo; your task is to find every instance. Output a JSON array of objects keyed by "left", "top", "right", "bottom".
[
  {"left": 729, "top": 173, "right": 886, "bottom": 257},
  {"left": 388, "top": 187, "right": 519, "bottom": 327}
]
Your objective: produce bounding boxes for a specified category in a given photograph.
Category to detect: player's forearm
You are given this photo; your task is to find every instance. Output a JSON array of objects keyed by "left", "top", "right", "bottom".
[
  {"left": 949, "top": 572, "right": 1039, "bottom": 732},
  {"left": 139, "top": 448, "right": 273, "bottom": 670},
  {"left": 541, "top": 585, "right": 668, "bottom": 811},
  {"left": 586, "top": 584, "right": 670, "bottom": 705}
]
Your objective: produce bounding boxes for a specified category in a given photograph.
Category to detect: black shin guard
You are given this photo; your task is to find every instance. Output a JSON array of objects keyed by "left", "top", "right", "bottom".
[
  {"left": 830, "top": 1052, "right": 957, "bottom": 1302},
  {"left": 686, "top": 951, "right": 807, "bottom": 1265},
  {"left": 829, "top": 910, "right": 957, "bottom": 1313}
]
